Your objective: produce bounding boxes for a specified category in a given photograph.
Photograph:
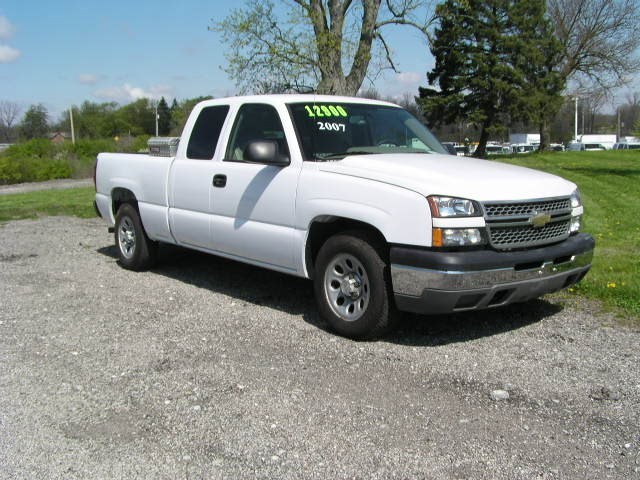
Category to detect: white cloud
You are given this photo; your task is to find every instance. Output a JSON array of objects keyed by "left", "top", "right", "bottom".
[
  {"left": 377, "top": 71, "right": 424, "bottom": 101},
  {"left": 78, "top": 73, "right": 103, "bottom": 85},
  {"left": 0, "top": 44, "right": 20, "bottom": 63},
  {"left": 93, "top": 83, "right": 173, "bottom": 102},
  {"left": 396, "top": 72, "right": 422, "bottom": 86},
  {"left": 0, "top": 16, "right": 16, "bottom": 40}
]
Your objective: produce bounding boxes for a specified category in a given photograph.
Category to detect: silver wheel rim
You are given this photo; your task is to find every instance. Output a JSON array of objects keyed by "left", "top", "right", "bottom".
[
  {"left": 118, "top": 216, "right": 136, "bottom": 259},
  {"left": 323, "top": 253, "right": 370, "bottom": 322}
]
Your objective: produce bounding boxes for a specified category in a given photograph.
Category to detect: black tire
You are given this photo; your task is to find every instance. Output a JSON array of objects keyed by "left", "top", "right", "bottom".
[
  {"left": 114, "top": 203, "right": 157, "bottom": 271},
  {"left": 313, "top": 231, "right": 398, "bottom": 340}
]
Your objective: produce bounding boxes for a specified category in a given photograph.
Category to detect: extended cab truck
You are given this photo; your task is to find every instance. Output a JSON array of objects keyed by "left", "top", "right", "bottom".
[{"left": 95, "top": 95, "right": 595, "bottom": 339}]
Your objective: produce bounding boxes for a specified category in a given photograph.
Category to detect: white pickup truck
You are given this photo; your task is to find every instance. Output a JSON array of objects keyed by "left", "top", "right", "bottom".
[{"left": 95, "top": 95, "right": 594, "bottom": 339}]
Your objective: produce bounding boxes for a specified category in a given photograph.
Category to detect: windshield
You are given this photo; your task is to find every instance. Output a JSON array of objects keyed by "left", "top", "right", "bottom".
[{"left": 288, "top": 102, "right": 447, "bottom": 160}]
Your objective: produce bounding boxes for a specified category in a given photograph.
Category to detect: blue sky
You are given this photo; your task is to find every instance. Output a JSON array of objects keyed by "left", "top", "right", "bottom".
[{"left": 0, "top": 0, "right": 434, "bottom": 120}]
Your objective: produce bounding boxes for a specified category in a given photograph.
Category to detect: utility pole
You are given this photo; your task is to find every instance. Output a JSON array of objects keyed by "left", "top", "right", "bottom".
[
  {"left": 617, "top": 107, "right": 621, "bottom": 141},
  {"left": 154, "top": 101, "right": 159, "bottom": 137},
  {"left": 573, "top": 97, "right": 578, "bottom": 142},
  {"left": 69, "top": 107, "right": 76, "bottom": 145}
]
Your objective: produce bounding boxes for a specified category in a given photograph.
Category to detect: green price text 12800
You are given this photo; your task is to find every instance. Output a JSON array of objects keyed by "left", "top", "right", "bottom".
[{"left": 305, "top": 105, "right": 348, "bottom": 118}]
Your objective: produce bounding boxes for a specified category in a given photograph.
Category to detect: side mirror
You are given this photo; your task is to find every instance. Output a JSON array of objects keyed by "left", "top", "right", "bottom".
[{"left": 244, "top": 140, "right": 290, "bottom": 166}]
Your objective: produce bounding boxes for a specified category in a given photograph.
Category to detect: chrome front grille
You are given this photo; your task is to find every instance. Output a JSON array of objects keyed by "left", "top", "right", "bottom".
[
  {"left": 484, "top": 198, "right": 571, "bottom": 217},
  {"left": 489, "top": 220, "right": 571, "bottom": 248},
  {"left": 483, "top": 197, "right": 572, "bottom": 250}
]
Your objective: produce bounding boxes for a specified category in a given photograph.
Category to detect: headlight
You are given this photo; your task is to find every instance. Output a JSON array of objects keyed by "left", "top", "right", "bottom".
[
  {"left": 570, "top": 189, "right": 582, "bottom": 234},
  {"left": 428, "top": 196, "right": 481, "bottom": 217},
  {"left": 570, "top": 189, "right": 581, "bottom": 208},
  {"left": 432, "top": 228, "right": 485, "bottom": 247},
  {"left": 570, "top": 216, "right": 581, "bottom": 233}
]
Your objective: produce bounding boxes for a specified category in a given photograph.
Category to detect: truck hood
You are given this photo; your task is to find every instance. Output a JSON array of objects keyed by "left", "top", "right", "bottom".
[{"left": 317, "top": 153, "right": 576, "bottom": 201}]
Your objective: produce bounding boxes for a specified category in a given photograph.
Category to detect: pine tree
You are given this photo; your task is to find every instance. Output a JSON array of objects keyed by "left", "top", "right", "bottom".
[
  {"left": 20, "top": 104, "right": 49, "bottom": 140},
  {"left": 510, "top": 1, "right": 564, "bottom": 150},
  {"left": 418, "top": 0, "right": 563, "bottom": 156},
  {"left": 157, "top": 97, "right": 171, "bottom": 136}
]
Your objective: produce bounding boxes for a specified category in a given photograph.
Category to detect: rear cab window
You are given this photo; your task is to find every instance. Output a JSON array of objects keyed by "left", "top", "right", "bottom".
[{"left": 186, "top": 105, "right": 230, "bottom": 160}]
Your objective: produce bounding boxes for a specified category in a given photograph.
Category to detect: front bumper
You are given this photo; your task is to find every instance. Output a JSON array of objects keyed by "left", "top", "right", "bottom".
[{"left": 390, "top": 233, "right": 595, "bottom": 314}]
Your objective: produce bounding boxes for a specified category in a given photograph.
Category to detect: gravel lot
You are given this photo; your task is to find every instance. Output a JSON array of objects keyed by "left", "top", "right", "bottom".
[{"left": 1, "top": 216, "right": 638, "bottom": 479}]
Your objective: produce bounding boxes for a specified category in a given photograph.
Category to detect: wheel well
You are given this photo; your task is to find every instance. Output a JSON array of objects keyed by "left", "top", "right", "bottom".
[
  {"left": 305, "top": 217, "right": 388, "bottom": 277},
  {"left": 111, "top": 188, "right": 138, "bottom": 215}
]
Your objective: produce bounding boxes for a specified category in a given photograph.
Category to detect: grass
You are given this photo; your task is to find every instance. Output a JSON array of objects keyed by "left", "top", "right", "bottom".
[
  {"left": 0, "top": 150, "right": 638, "bottom": 323},
  {"left": 495, "top": 150, "right": 640, "bottom": 322},
  {"left": 0, "top": 187, "right": 96, "bottom": 222}
]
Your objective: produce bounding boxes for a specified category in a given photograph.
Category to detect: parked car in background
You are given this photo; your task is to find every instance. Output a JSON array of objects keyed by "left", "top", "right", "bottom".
[
  {"left": 567, "top": 142, "right": 606, "bottom": 151},
  {"left": 441, "top": 142, "right": 458, "bottom": 156},
  {"left": 578, "top": 134, "right": 616, "bottom": 150},
  {"left": 613, "top": 142, "right": 640, "bottom": 150},
  {"left": 583, "top": 143, "right": 606, "bottom": 151},
  {"left": 550, "top": 143, "right": 565, "bottom": 152},
  {"left": 512, "top": 144, "right": 536, "bottom": 154},
  {"left": 485, "top": 143, "right": 511, "bottom": 155},
  {"left": 454, "top": 145, "right": 470, "bottom": 156}
]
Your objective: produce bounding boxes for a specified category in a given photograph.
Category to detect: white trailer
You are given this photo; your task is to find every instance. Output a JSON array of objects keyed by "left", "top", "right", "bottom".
[
  {"left": 578, "top": 134, "right": 616, "bottom": 150},
  {"left": 509, "top": 133, "right": 540, "bottom": 146}
]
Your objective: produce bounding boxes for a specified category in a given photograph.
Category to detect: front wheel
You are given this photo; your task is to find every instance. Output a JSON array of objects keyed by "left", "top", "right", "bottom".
[
  {"left": 114, "top": 203, "right": 157, "bottom": 271},
  {"left": 313, "top": 232, "right": 397, "bottom": 339}
]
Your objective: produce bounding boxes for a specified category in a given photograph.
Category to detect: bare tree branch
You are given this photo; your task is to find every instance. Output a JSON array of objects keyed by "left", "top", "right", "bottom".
[
  {"left": 0, "top": 101, "right": 22, "bottom": 142},
  {"left": 375, "top": 32, "right": 399, "bottom": 73},
  {"left": 213, "top": 0, "right": 435, "bottom": 95},
  {"left": 548, "top": 0, "right": 640, "bottom": 92}
]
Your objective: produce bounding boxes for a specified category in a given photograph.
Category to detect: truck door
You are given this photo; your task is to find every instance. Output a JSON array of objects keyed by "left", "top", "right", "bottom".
[{"left": 210, "top": 103, "right": 300, "bottom": 271}]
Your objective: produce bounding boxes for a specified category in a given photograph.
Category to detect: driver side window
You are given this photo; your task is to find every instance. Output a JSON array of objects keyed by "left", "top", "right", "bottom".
[{"left": 225, "top": 104, "right": 290, "bottom": 161}]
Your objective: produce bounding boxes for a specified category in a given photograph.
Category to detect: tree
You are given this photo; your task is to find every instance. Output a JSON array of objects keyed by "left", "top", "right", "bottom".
[
  {"left": 117, "top": 99, "right": 156, "bottom": 136},
  {"left": 548, "top": 0, "right": 640, "bottom": 92},
  {"left": 20, "top": 104, "right": 49, "bottom": 140},
  {"left": 169, "top": 98, "right": 180, "bottom": 134},
  {"left": 0, "top": 101, "right": 22, "bottom": 142},
  {"left": 418, "top": 0, "right": 562, "bottom": 157},
  {"left": 169, "top": 96, "right": 213, "bottom": 136},
  {"left": 515, "top": 1, "right": 565, "bottom": 150},
  {"left": 157, "top": 97, "right": 171, "bottom": 136},
  {"left": 618, "top": 92, "right": 640, "bottom": 138},
  {"left": 73, "top": 101, "right": 124, "bottom": 138},
  {"left": 212, "top": 0, "right": 435, "bottom": 95}
]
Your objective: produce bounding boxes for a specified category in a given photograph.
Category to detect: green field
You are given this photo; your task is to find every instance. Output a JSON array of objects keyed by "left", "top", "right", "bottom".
[
  {"left": 0, "top": 187, "right": 96, "bottom": 222},
  {"left": 0, "top": 150, "right": 638, "bottom": 322},
  {"left": 497, "top": 150, "right": 639, "bottom": 321}
]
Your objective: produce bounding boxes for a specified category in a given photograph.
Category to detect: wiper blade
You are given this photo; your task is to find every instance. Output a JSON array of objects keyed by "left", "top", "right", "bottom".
[
  {"left": 313, "top": 147, "right": 433, "bottom": 161},
  {"left": 315, "top": 151, "right": 372, "bottom": 161}
]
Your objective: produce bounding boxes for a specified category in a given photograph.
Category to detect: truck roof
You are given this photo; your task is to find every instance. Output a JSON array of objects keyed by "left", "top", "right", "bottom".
[{"left": 195, "top": 94, "right": 401, "bottom": 109}]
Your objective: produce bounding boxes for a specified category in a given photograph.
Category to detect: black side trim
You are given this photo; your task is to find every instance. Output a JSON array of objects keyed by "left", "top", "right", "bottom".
[
  {"left": 390, "top": 233, "right": 594, "bottom": 272},
  {"left": 93, "top": 200, "right": 102, "bottom": 218}
]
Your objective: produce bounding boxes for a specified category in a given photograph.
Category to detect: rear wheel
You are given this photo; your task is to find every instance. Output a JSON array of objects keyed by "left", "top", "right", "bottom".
[
  {"left": 314, "top": 232, "right": 397, "bottom": 339},
  {"left": 114, "top": 203, "right": 157, "bottom": 271}
]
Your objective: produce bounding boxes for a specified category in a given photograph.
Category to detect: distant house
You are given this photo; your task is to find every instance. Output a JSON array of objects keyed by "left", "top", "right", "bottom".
[{"left": 49, "top": 132, "right": 71, "bottom": 144}]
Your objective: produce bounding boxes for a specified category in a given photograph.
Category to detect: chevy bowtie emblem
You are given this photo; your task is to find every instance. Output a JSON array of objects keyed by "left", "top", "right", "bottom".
[{"left": 530, "top": 212, "right": 551, "bottom": 228}]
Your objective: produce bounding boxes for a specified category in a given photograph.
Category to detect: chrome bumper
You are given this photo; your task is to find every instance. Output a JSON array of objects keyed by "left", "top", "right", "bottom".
[
  {"left": 391, "top": 249, "right": 593, "bottom": 296},
  {"left": 389, "top": 234, "right": 594, "bottom": 314}
]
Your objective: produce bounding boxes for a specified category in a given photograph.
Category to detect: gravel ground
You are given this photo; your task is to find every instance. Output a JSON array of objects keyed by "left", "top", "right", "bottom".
[{"left": 0, "top": 216, "right": 638, "bottom": 479}]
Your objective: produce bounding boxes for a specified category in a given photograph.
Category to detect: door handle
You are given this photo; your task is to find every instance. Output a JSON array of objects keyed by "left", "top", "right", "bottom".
[{"left": 212, "top": 174, "right": 227, "bottom": 188}]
